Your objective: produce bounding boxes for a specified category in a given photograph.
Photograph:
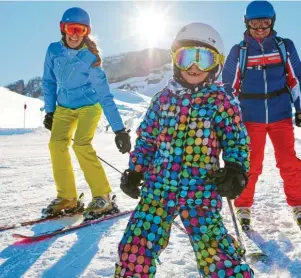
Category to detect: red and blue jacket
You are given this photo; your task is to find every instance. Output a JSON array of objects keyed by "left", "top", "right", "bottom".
[{"left": 222, "top": 31, "right": 301, "bottom": 123}]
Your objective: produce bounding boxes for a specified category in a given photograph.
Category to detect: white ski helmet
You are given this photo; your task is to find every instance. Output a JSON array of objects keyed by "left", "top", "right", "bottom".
[{"left": 172, "top": 22, "right": 224, "bottom": 79}]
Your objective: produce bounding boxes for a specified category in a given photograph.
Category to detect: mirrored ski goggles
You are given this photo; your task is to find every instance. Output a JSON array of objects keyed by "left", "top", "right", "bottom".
[
  {"left": 248, "top": 18, "right": 273, "bottom": 30},
  {"left": 60, "top": 23, "right": 91, "bottom": 37},
  {"left": 171, "top": 47, "right": 225, "bottom": 71}
]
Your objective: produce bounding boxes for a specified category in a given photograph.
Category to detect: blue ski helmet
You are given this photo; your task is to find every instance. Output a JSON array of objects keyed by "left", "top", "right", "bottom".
[
  {"left": 245, "top": 1, "right": 275, "bottom": 21},
  {"left": 61, "top": 7, "right": 91, "bottom": 27}
]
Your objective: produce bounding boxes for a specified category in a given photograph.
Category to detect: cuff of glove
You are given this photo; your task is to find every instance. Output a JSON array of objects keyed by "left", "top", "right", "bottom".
[
  {"left": 122, "top": 169, "right": 144, "bottom": 188},
  {"left": 115, "top": 128, "right": 125, "bottom": 134},
  {"left": 224, "top": 161, "right": 245, "bottom": 173},
  {"left": 128, "top": 169, "right": 143, "bottom": 179},
  {"left": 115, "top": 128, "right": 131, "bottom": 134},
  {"left": 225, "top": 161, "right": 248, "bottom": 182}
]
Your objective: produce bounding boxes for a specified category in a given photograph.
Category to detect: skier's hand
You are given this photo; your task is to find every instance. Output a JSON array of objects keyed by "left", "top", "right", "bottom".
[
  {"left": 120, "top": 169, "right": 143, "bottom": 199},
  {"left": 115, "top": 129, "right": 131, "bottom": 154},
  {"left": 43, "top": 113, "right": 54, "bottom": 131},
  {"left": 209, "top": 161, "right": 248, "bottom": 199},
  {"left": 295, "top": 112, "right": 301, "bottom": 127}
]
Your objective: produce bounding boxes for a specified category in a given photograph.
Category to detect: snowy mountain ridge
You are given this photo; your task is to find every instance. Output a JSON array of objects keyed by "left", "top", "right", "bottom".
[{"left": 5, "top": 48, "right": 172, "bottom": 98}]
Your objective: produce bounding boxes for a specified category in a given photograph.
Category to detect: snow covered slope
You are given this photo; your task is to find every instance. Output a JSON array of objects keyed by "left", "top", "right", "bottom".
[
  {"left": 0, "top": 87, "right": 150, "bottom": 134},
  {"left": 0, "top": 87, "right": 45, "bottom": 130}
]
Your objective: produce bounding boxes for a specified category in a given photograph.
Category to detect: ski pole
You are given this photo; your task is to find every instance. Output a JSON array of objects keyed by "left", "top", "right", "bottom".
[
  {"left": 227, "top": 198, "right": 247, "bottom": 262},
  {"left": 96, "top": 154, "right": 123, "bottom": 174},
  {"left": 71, "top": 139, "right": 123, "bottom": 174}
]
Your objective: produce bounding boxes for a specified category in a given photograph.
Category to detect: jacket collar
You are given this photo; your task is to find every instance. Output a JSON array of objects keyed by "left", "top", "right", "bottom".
[
  {"left": 166, "top": 78, "right": 223, "bottom": 96},
  {"left": 166, "top": 78, "right": 200, "bottom": 95},
  {"left": 243, "top": 30, "right": 277, "bottom": 50},
  {"left": 59, "top": 40, "right": 88, "bottom": 57}
]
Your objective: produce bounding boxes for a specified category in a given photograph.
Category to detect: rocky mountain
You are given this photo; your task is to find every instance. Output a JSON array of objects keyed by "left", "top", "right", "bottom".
[
  {"left": 103, "top": 48, "right": 170, "bottom": 83},
  {"left": 5, "top": 48, "right": 172, "bottom": 98},
  {"left": 24, "top": 77, "right": 43, "bottom": 98},
  {"left": 6, "top": 80, "right": 25, "bottom": 95}
]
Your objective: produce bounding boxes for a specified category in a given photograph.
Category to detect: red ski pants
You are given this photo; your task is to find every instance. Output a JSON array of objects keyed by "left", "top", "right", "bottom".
[{"left": 235, "top": 118, "right": 301, "bottom": 207}]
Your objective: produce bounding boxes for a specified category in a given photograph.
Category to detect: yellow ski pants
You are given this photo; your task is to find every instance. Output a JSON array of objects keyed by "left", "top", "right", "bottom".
[{"left": 49, "top": 104, "right": 111, "bottom": 199}]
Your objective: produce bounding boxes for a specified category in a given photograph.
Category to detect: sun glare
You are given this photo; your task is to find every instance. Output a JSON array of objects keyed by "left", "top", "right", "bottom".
[{"left": 133, "top": 7, "right": 167, "bottom": 47}]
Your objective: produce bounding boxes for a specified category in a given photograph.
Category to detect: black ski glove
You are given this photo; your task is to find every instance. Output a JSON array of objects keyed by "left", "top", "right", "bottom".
[
  {"left": 210, "top": 161, "right": 248, "bottom": 199},
  {"left": 120, "top": 169, "right": 143, "bottom": 199},
  {"left": 43, "top": 113, "right": 54, "bottom": 131},
  {"left": 295, "top": 112, "right": 301, "bottom": 127},
  {"left": 115, "top": 129, "right": 131, "bottom": 154}
]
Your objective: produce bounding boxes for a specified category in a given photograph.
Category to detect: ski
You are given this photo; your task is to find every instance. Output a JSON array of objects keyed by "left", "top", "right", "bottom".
[
  {"left": 242, "top": 227, "right": 270, "bottom": 264},
  {"left": 0, "top": 211, "right": 83, "bottom": 232},
  {"left": 226, "top": 199, "right": 269, "bottom": 264},
  {"left": 0, "top": 193, "right": 85, "bottom": 232},
  {"left": 12, "top": 210, "right": 133, "bottom": 242}
]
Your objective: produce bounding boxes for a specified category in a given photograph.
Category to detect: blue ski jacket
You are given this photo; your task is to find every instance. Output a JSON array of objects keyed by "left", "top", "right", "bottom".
[
  {"left": 222, "top": 31, "right": 301, "bottom": 123},
  {"left": 42, "top": 41, "right": 124, "bottom": 132}
]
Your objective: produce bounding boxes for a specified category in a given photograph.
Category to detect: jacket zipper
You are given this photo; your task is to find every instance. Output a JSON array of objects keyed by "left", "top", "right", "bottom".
[
  {"left": 260, "top": 42, "right": 268, "bottom": 124},
  {"left": 60, "top": 59, "right": 68, "bottom": 102},
  {"left": 66, "top": 67, "right": 75, "bottom": 83},
  {"left": 61, "top": 59, "right": 68, "bottom": 86}
]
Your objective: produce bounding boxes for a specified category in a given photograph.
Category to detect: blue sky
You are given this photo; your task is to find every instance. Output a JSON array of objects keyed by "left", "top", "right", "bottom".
[{"left": 1, "top": 1, "right": 301, "bottom": 86}]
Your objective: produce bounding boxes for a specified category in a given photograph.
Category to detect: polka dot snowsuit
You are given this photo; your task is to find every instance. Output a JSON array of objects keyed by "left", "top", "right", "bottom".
[{"left": 115, "top": 80, "right": 254, "bottom": 278}]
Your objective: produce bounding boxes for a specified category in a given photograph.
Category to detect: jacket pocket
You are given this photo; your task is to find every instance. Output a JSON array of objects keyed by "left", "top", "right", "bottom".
[
  {"left": 63, "top": 60, "right": 89, "bottom": 90},
  {"left": 83, "top": 88, "right": 97, "bottom": 105}
]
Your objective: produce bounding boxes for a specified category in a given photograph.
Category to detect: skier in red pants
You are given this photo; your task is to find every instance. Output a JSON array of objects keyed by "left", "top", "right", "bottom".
[{"left": 222, "top": 0, "right": 301, "bottom": 230}]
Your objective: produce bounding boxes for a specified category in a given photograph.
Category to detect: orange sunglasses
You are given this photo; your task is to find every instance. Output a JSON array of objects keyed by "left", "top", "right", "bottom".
[{"left": 60, "top": 23, "right": 91, "bottom": 37}]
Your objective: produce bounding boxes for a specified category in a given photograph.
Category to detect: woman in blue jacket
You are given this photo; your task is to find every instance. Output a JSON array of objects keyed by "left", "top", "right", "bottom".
[{"left": 42, "top": 7, "right": 131, "bottom": 218}]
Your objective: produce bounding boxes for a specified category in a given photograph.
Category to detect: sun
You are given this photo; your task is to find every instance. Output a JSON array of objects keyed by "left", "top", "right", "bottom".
[{"left": 133, "top": 7, "right": 167, "bottom": 47}]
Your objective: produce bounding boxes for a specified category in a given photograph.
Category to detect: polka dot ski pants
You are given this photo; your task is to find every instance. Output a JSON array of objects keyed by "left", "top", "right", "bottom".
[{"left": 114, "top": 198, "right": 254, "bottom": 278}]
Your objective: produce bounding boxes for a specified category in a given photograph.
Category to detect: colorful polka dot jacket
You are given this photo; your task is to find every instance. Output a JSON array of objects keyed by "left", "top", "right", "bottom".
[
  {"left": 129, "top": 79, "right": 250, "bottom": 208},
  {"left": 115, "top": 79, "right": 253, "bottom": 278}
]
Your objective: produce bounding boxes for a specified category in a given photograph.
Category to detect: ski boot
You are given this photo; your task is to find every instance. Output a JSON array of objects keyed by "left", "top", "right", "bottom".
[
  {"left": 42, "top": 193, "right": 85, "bottom": 218},
  {"left": 236, "top": 207, "right": 251, "bottom": 231},
  {"left": 292, "top": 206, "right": 301, "bottom": 229},
  {"left": 83, "top": 194, "right": 119, "bottom": 221}
]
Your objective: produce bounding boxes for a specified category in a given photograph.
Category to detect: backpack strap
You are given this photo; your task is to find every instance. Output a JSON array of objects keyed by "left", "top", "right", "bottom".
[
  {"left": 239, "top": 40, "right": 248, "bottom": 81},
  {"left": 239, "top": 37, "right": 288, "bottom": 80},
  {"left": 274, "top": 36, "right": 288, "bottom": 75},
  {"left": 273, "top": 37, "right": 293, "bottom": 102},
  {"left": 239, "top": 37, "right": 293, "bottom": 103}
]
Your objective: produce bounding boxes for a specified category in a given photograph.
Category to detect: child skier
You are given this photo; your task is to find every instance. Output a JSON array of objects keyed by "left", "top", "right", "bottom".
[{"left": 115, "top": 23, "right": 254, "bottom": 277}]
